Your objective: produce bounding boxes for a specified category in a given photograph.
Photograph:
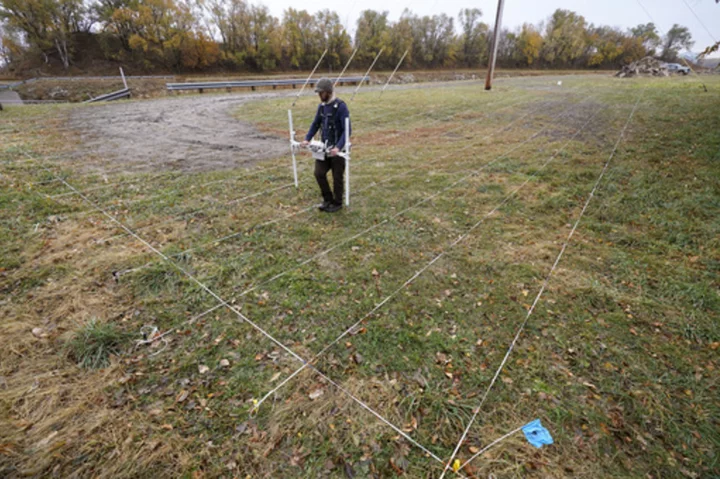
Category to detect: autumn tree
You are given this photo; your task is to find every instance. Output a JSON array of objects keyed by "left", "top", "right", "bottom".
[
  {"left": 93, "top": 0, "right": 140, "bottom": 52},
  {"left": 0, "top": 20, "right": 23, "bottom": 65},
  {"left": 316, "top": 9, "right": 351, "bottom": 71},
  {"left": 111, "top": 0, "right": 219, "bottom": 71},
  {"left": 208, "top": 1, "right": 283, "bottom": 71},
  {"left": 630, "top": 22, "right": 661, "bottom": 56},
  {"left": 660, "top": 24, "right": 693, "bottom": 61},
  {"left": 386, "top": 11, "right": 413, "bottom": 68},
  {"left": 515, "top": 23, "right": 543, "bottom": 66},
  {"left": 0, "top": 4, "right": 697, "bottom": 74},
  {"left": 0, "top": 0, "right": 88, "bottom": 68},
  {"left": 354, "top": 9, "right": 391, "bottom": 67},
  {"left": 457, "top": 8, "right": 488, "bottom": 67},
  {"left": 406, "top": 12, "right": 456, "bottom": 68},
  {"left": 619, "top": 35, "right": 647, "bottom": 65},
  {"left": 494, "top": 28, "right": 517, "bottom": 67},
  {"left": 541, "top": 9, "right": 588, "bottom": 67},
  {"left": 281, "top": 8, "right": 324, "bottom": 69},
  {"left": 586, "top": 26, "right": 626, "bottom": 68}
]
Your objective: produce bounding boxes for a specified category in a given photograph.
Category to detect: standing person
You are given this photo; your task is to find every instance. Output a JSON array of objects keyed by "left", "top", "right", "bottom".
[{"left": 301, "top": 78, "right": 351, "bottom": 213}]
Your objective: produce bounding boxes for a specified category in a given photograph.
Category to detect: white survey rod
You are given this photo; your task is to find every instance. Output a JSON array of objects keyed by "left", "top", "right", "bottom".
[
  {"left": 344, "top": 116, "right": 351, "bottom": 206},
  {"left": 288, "top": 109, "right": 298, "bottom": 188}
]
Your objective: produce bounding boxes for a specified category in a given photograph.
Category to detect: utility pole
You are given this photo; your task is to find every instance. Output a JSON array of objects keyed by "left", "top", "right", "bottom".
[{"left": 485, "top": 0, "right": 506, "bottom": 91}]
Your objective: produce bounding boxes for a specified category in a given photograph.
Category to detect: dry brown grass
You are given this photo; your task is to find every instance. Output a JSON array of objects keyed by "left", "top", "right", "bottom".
[{"left": 0, "top": 220, "right": 181, "bottom": 478}]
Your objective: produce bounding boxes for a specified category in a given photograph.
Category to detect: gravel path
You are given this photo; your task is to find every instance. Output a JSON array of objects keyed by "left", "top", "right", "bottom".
[{"left": 69, "top": 92, "right": 291, "bottom": 173}]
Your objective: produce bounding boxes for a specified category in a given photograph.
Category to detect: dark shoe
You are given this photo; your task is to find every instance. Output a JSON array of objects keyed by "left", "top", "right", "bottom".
[
  {"left": 324, "top": 202, "right": 342, "bottom": 213},
  {"left": 318, "top": 201, "right": 332, "bottom": 211}
]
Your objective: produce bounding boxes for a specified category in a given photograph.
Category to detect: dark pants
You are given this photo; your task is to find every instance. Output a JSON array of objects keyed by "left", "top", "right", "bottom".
[{"left": 314, "top": 156, "right": 345, "bottom": 204}]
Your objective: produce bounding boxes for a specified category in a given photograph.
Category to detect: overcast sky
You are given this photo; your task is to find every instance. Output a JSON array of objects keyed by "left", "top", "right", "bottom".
[{"left": 251, "top": 0, "right": 719, "bottom": 56}]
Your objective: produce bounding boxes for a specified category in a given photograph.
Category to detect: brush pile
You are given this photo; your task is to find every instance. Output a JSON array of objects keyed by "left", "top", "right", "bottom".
[{"left": 616, "top": 57, "right": 669, "bottom": 78}]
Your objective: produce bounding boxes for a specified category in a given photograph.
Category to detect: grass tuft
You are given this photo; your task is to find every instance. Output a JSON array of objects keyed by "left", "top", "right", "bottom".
[{"left": 66, "top": 318, "right": 130, "bottom": 369}]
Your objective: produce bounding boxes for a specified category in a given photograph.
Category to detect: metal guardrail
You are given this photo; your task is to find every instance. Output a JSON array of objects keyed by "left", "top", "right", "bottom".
[
  {"left": 29, "top": 75, "right": 173, "bottom": 81},
  {"left": 85, "top": 88, "right": 131, "bottom": 103},
  {"left": 0, "top": 75, "right": 173, "bottom": 91},
  {"left": 1, "top": 78, "right": 39, "bottom": 90},
  {"left": 166, "top": 76, "right": 366, "bottom": 92}
]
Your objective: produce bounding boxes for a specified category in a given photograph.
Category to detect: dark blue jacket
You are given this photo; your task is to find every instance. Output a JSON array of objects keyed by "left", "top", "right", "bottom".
[{"left": 305, "top": 98, "right": 351, "bottom": 150}]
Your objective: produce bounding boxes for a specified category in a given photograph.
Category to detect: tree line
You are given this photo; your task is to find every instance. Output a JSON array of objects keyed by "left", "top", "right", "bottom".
[{"left": 0, "top": 0, "right": 696, "bottom": 73}]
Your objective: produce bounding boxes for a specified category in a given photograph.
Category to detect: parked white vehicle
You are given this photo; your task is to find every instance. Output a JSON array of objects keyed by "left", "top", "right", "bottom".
[{"left": 665, "top": 63, "right": 691, "bottom": 75}]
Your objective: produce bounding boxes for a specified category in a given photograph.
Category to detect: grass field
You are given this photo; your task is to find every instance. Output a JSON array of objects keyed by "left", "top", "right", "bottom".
[{"left": 0, "top": 75, "right": 718, "bottom": 478}]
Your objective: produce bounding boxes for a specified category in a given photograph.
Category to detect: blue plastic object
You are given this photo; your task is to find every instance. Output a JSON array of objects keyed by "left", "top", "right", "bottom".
[{"left": 522, "top": 419, "right": 554, "bottom": 448}]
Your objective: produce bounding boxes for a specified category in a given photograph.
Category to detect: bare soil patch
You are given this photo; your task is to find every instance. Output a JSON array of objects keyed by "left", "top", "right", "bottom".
[{"left": 67, "top": 93, "right": 290, "bottom": 174}]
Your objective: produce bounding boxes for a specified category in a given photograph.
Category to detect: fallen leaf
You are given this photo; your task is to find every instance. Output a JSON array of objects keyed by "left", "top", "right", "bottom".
[
  {"left": 160, "top": 424, "right": 173, "bottom": 431},
  {"left": 270, "top": 372, "right": 282, "bottom": 382},
  {"left": 629, "top": 328, "right": 638, "bottom": 336},
  {"left": 349, "top": 327, "right": 366, "bottom": 336},
  {"left": 309, "top": 389, "right": 324, "bottom": 400},
  {"left": 452, "top": 458, "right": 461, "bottom": 472},
  {"left": 219, "top": 359, "right": 230, "bottom": 368},
  {"left": 35, "top": 431, "right": 58, "bottom": 449},
  {"left": 176, "top": 390, "right": 189, "bottom": 403},
  {"left": 198, "top": 365, "right": 210, "bottom": 374},
  {"left": 469, "top": 446, "right": 479, "bottom": 454}
]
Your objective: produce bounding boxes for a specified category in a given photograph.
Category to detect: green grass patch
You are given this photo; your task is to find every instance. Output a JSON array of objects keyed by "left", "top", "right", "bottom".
[{"left": 65, "top": 318, "right": 131, "bottom": 369}]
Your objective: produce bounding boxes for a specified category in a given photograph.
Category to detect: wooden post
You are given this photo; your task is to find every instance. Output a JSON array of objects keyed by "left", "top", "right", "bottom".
[{"left": 485, "top": 0, "right": 505, "bottom": 91}]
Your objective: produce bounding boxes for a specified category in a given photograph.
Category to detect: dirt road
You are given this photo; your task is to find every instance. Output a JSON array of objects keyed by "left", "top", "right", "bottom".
[
  {"left": 0, "top": 89, "right": 23, "bottom": 105},
  {"left": 69, "top": 92, "right": 290, "bottom": 173}
]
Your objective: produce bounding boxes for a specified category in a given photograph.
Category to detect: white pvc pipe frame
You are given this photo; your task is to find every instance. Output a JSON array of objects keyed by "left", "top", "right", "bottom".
[
  {"left": 288, "top": 111, "right": 351, "bottom": 206},
  {"left": 288, "top": 109, "right": 299, "bottom": 188}
]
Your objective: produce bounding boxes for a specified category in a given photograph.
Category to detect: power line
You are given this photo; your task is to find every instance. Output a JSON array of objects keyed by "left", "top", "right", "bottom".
[{"left": 680, "top": 0, "right": 718, "bottom": 43}]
